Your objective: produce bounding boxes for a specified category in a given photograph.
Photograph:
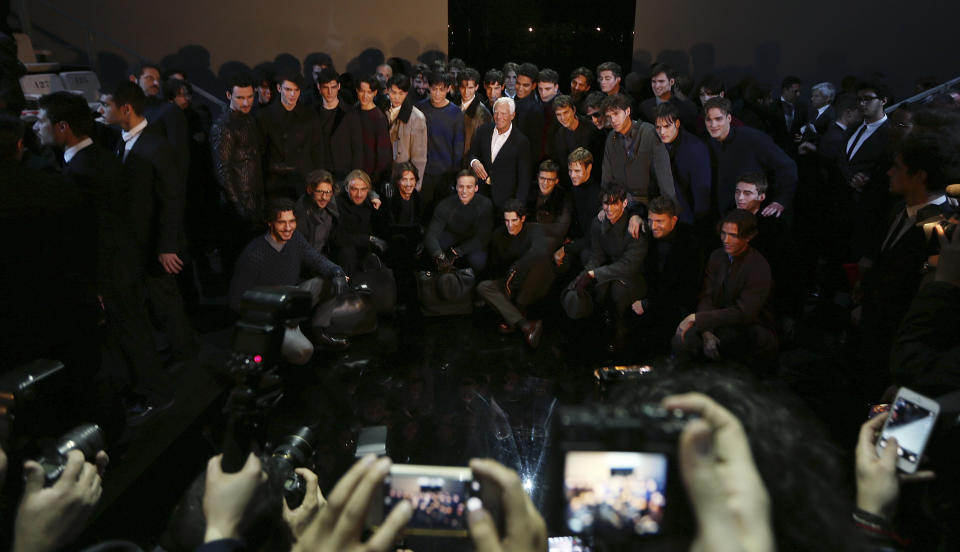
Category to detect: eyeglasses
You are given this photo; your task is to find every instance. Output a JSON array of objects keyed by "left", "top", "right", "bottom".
[
  {"left": 857, "top": 95, "right": 880, "bottom": 104},
  {"left": 538, "top": 176, "right": 558, "bottom": 182},
  {"left": 312, "top": 189, "right": 333, "bottom": 196}
]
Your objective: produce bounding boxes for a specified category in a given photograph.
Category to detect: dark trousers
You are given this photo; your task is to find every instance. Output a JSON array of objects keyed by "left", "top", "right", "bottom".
[
  {"left": 566, "top": 278, "right": 644, "bottom": 321},
  {"left": 437, "top": 230, "right": 487, "bottom": 273},
  {"left": 103, "top": 254, "right": 174, "bottom": 397},
  {"left": 672, "top": 323, "right": 778, "bottom": 365},
  {"left": 336, "top": 244, "right": 372, "bottom": 276},
  {"left": 477, "top": 259, "right": 555, "bottom": 326},
  {"left": 145, "top": 267, "right": 200, "bottom": 362}
]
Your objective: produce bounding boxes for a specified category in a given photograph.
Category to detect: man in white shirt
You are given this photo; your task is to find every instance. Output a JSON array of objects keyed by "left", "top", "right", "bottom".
[{"left": 469, "top": 97, "right": 532, "bottom": 209}]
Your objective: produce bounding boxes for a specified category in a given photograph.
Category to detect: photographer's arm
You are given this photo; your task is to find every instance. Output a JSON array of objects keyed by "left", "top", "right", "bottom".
[
  {"left": 661, "top": 393, "right": 774, "bottom": 552},
  {"left": 201, "top": 453, "right": 266, "bottom": 546}
]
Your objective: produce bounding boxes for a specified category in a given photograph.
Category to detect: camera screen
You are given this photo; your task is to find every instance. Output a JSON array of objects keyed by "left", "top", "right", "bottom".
[
  {"left": 564, "top": 451, "right": 668, "bottom": 536},
  {"left": 879, "top": 397, "right": 937, "bottom": 464},
  {"left": 548, "top": 536, "right": 591, "bottom": 551},
  {"left": 384, "top": 473, "right": 475, "bottom": 536}
]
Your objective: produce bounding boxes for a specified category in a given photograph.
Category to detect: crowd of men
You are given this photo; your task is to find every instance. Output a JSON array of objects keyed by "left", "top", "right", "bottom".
[{"left": 4, "top": 49, "right": 960, "bottom": 426}]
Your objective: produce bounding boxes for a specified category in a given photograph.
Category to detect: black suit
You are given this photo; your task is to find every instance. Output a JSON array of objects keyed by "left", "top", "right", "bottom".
[
  {"left": 468, "top": 123, "right": 532, "bottom": 210},
  {"left": 837, "top": 119, "right": 892, "bottom": 260},
  {"left": 772, "top": 98, "right": 807, "bottom": 157},
  {"left": 810, "top": 105, "right": 836, "bottom": 137},
  {"left": 144, "top": 97, "right": 190, "bottom": 181},
  {"left": 121, "top": 124, "right": 199, "bottom": 361},
  {"left": 67, "top": 143, "right": 171, "bottom": 398},
  {"left": 514, "top": 95, "right": 544, "bottom": 167}
]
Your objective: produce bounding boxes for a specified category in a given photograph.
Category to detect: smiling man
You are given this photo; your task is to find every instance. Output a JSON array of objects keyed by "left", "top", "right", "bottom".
[
  {"left": 639, "top": 63, "right": 698, "bottom": 132},
  {"left": 673, "top": 209, "right": 776, "bottom": 365},
  {"left": 424, "top": 169, "right": 494, "bottom": 273}
]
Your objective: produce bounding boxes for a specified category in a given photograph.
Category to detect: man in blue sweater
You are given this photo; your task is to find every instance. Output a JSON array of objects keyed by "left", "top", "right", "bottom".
[
  {"left": 703, "top": 97, "right": 797, "bottom": 220},
  {"left": 653, "top": 102, "right": 712, "bottom": 226},
  {"left": 417, "top": 71, "right": 466, "bottom": 215},
  {"left": 229, "top": 199, "right": 350, "bottom": 355}
]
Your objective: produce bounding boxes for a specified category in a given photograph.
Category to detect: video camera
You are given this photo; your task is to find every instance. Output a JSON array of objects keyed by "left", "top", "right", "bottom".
[{"left": 548, "top": 402, "right": 695, "bottom": 544}]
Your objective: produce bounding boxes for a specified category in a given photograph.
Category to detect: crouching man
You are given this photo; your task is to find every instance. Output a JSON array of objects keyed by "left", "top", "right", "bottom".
[
  {"left": 563, "top": 181, "right": 647, "bottom": 351},
  {"left": 477, "top": 199, "right": 554, "bottom": 348},
  {"left": 229, "top": 199, "right": 350, "bottom": 361},
  {"left": 673, "top": 209, "right": 777, "bottom": 367}
]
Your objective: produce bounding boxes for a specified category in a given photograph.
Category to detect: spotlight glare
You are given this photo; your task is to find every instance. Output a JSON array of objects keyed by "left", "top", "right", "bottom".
[{"left": 528, "top": 27, "right": 534, "bottom": 32}]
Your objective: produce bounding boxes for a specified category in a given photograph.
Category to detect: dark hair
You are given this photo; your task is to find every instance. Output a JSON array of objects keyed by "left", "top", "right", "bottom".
[
  {"left": 601, "top": 93, "right": 632, "bottom": 113},
  {"left": 744, "top": 83, "right": 773, "bottom": 104},
  {"left": 570, "top": 66, "right": 595, "bottom": 85},
  {"left": 703, "top": 96, "right": 733, "bottom": 116},
  {"left": 649, "top": 62, "right": 674, "bottom": 79},
  {"left": 537, "top": 68, "right": 559, "bottom": 85},
  {"left": 502, "top": 198, "right": 526, "bottom": 217},
  {"left": 898, "top": 129, "right": 960, "bottom": 193},
  {"left": 611, "top": 370, "right": 854, "bottom": 552},
  {"left": 720, "top": 209, "right": 758, "bottom": 239},
  {"left": 426, "top": 70, "right": 451, "bottom": 87},
  {"left": 596, "top": 61, "right": 622, "bottom": 79},
  {"left": 357, "top": 74, "right": 381, "bottom": 92},
  {"left": 600, "top": 181, "right": 627, "bottom": 203},
  {"left": 38, "top": 91, "right": 94, "bottom": 138},
  {"left": 131, "top": 61, "right": 160, "bottom": 78},
  {"left": 393, "top": 160, "right": 419, "bottom": 184},
  {"left": 584, "top": 91, "right": 606, "bottom": 111},
  {"left": 448, "top": 58, "right": 466, "bottom": 71},
  {"left": 553, "top": 94, "right": 575, "bottom": 111},
  {"left": 112, "top": 81, "right": 146, "bottom": 115},
  {"left": 227, "top": 72, "right": 255, "bottom": 92},
  {"left": 833, "top": 93, "right": 859, "bottom": 115},
  {"left": 163, "top": 78, "right": 192, "bottom": 102},
  {"left": 459, "top": 67, "right": 481, "bottom": 86},
  {"left": 654, "top": 101, "right": 681, "bottom": 124},
  {"left": 276, "top": 69, "right": 304, "bottom": 89},
  {"left": 517, "top": 62, "right": 539, "bottom": 81},
  {"left": 456, "top": 168, "right": 478, "bottom": 184},
  {"left": 315, "top": 67, "right": 339, "bottom": 87},
  {"left": 0, "top": 112, "right": 24, "bottom": 160},
  {"left": 538, "top": 159, "right": 560, "bottom": 176},
  {"left": 698, "top": 74, "right": 725, "bottom": 96},
  {"left": 501, "top": 62, "right": 518, "bottom": 75},
  {"left": 161, "top": 68, "right": 186, "bottom": 81},
  {"left": 264, "top": 198, "right": 296, "bottom": 223},
  {"left": 737, "top": 171, "right": 769, "bottom": 196},
  {"left": 483, "top": 69, "right": 503, "bottom": 86},
  {"left": 856, "top": 80, "right": 892, "bottom": 104},
  {"left": 387, "top": 73, "right": 411, "bottom": 92},
  {"left": 648, "top": 195, "right": 677, "bottom": 217},
  {"left": 780, "top": 75, "right": 802, "bottom": 90},
  {"left": 305, "top": 169, "right": 334, "bottom": 193}
]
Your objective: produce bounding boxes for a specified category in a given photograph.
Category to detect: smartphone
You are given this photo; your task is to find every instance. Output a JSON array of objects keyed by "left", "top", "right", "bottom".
[
  {"left": 564, "top": 450, "right": 669, "bottom": 537},
  {"left": 876, "top": 387, "right": 940, "bottom": 473},
  {"left": 367, "top": 464, "right": 499, "bottom": 537}
]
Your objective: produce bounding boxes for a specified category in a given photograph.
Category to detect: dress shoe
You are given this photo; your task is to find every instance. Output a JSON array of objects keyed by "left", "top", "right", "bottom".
[
  {"left": 315, "top": 329, "right": 349, "bottom": 351},
  {"left": 517, "top": 319, "right": 543, "bottom": 349},
  {"left": 497, "top": 322, "right": 514, "bottom": 335}
]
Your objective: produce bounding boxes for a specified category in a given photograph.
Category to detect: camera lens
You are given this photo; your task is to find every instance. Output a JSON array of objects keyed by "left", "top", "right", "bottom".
[{"left": 38, "top": 423, "right": 105, "bottom": 484}]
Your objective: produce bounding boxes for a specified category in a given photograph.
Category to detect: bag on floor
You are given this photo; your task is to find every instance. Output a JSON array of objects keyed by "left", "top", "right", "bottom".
[
  {"left": 328, "top": 288, "right": 378, "bottom": 337},
  {"left": 416, "top": 268, "right": 475, "bottom": 317},
  {"left": 352, "top": 253, "right": 397, "bottom": 314}
]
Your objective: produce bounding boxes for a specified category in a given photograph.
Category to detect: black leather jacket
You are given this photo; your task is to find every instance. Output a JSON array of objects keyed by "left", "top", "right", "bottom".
[{"left": 210, "top": 108, "right": 263, "bottom": 219}]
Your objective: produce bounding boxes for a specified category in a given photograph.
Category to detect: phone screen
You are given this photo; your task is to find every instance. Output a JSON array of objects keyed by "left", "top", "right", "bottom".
[
  {"left": 564, "top": 451, "right": 668, "bottom": 537},
  {"left": 878, "top": 396, "right": 937, "bottom": 465},
  {"left": 383, "top": 472, "right": 475, "bottom": 536},
  {"left": 548, "top": 536, "right": 591, "bottom": 551}
]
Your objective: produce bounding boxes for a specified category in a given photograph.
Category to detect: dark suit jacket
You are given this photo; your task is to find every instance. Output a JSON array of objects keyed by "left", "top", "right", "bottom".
[
  {"left": 772, "top": 98, "right": 808, "bottom": 157},
  {"left": 317, "top": 102, "right": 363, "bottom": 177},
  {"left": 695, "top": 246, "right": 773, "bottom": 332},
  {"left": 257, "top": 101, "right": 320, "bottom": 178},
  {"left": 837, "top": 119, "right": 893, "bottom": 257},
  {"left": 514, "top": 95, "right": 544, "bottom": 167},
  {"left": 64, "top": 143, "right": 128, "bottom": 287},
  {"left": 468, "top": 123, "right": 532, "bottom": 210},
  {"left": 122, "top": 124, "right": 185, "bottom": 261},
  {"left": 811, "top": 105, "right": 836, "bottom": 137},
  {"left": 144, "top": 97, "right": 190, "bottom": 180},
  {"left": 643, "top": 223, "right": 703, "bottom": 325}
]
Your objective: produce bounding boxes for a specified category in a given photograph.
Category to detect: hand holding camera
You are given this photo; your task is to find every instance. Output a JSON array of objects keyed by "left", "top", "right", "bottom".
[
  {"left": 202, "top": 453, "right": 267, "bottom": 543},
  {"left": 282, "top": 467, "right": 326, "bottom": 542},
  {"left": 467, "top": 459, "right": 547, "bottom": 552},
  {"left": 13, "top": 449, "right": 108, "bottom": 552},
  {"left": 662, "top": 393, "right": 774, "bottom": 552}
]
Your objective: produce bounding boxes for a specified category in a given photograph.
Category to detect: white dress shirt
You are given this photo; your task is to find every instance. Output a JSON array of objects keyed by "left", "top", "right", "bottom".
[
  {"left": 120, "top": 118, "right": 149, "bottom": 161},
  {"left": 490, "top": 123, "right": 512, "bottom": 163},
  {"left": 846, "top": 115, "right": 887, "bottom": 160},
  {"left": 63, "top": 137, "right": 93, "bottom": 164}
]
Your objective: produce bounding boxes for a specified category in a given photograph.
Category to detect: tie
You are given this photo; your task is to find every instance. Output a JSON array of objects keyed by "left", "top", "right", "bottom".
[
  {"left": 846, "top": 124, "right": 868, "bottom": 160},
  {"left": 116, "top": 140, "right": 125, "bottom": 161},
  {"left": 882, "top": 210, "right": 908, "bottom": 251},
  {"left": 784, "top": 102, "right": 794, "bottom": 131}
]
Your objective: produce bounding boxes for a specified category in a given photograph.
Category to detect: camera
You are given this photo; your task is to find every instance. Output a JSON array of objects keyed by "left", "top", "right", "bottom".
[
  {"left": 0, "top": 359, "right": 68, "bottom": 451},
  {"left": 35, "top": 423, "right": 105, "bottom": 485},
  {"left": 366, "top": 464, "right": 502, "bottom": 538},
  {"left": 266, "top": 426, "right": 318, "bottom": 508},
  {"left": 549, "top": 403, "right": 695, "bottom": 543}
]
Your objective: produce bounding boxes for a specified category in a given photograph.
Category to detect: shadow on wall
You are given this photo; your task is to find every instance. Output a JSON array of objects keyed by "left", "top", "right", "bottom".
[{"left": 629, "top": 41, "right": 905, "bottom": 101}]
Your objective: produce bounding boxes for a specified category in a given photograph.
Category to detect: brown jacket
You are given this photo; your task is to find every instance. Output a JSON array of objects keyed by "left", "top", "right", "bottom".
[
  {"left": 462, "top": 97, "right": 491, "bottom": 162},
  {"left": 695, "top": 246, "right": 773, "bottom": 332}
]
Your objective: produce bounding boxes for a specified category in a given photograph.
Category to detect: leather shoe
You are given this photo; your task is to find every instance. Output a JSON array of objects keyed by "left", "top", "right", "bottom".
[
  {"left": 126, "top": 395, "right": 174, "bottom": 427},
  {"left": 517, "top": 319, "right": 543, "bottom": 349},
  {"left": 315, "top": 329, "right": 349, "bottom": 351}
]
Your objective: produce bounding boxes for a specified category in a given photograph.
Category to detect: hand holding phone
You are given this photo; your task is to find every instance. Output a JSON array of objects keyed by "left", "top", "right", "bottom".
[
  {"left": 855, "top": 412, "right": 899, "bottom": 520},
  {"left": 875, "top": 387, "right": 939, "bottom": 473}
]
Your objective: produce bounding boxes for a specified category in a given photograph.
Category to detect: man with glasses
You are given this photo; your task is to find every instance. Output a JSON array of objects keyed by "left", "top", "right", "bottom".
[
  {"left": 673, "top": 209, "right": 775, "bottom": 366},
  {"left": 838, "top": 80, "right": 892, "bottom": 260},
  {"left": 295, "top": 169, "right": 339, "bottom": 255},
  {"left": 527, "top": 159, "right": 572, "bottom": 250}
]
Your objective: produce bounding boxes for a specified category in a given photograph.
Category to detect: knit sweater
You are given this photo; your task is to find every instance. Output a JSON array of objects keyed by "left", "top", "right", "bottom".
[
  {"left": 416, "top": 99, "right": 465, "bottom": 175},
  {"left": 229, "top": 232, "right": 340, "bottom": 308}
]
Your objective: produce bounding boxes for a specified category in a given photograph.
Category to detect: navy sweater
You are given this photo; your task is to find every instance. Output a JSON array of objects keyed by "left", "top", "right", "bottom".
[
  {"left": 708, "top": 126, "right": 797, "bottom": 214},
  {"left": 416, "top": 100, "right": 465, "bottom": 175},
  {"left": 229, "top": 232, "right": 341, "bottom": 308},
  {"left": 664, "top": 129, "right": 712, "bottom": 224}
]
